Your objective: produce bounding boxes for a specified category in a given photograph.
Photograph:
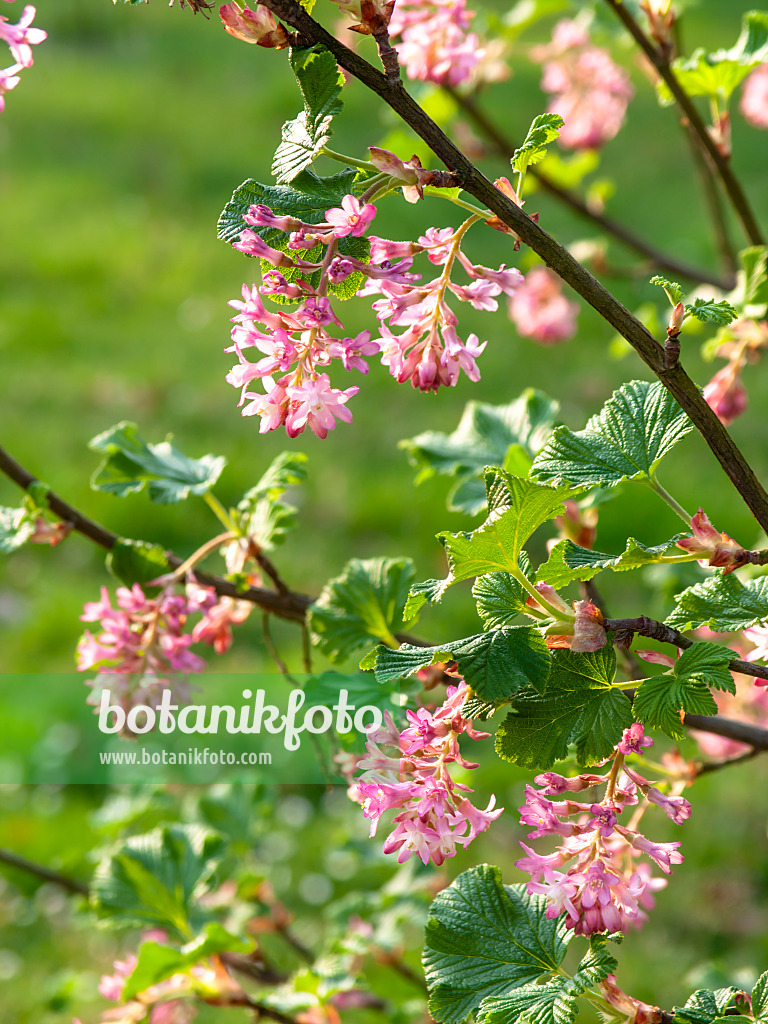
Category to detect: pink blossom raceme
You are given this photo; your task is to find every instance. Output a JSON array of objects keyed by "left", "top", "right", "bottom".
[
  {"left": 508, "top": 267, "right": 579, "bottom": 344},
  {"left": 740, "top": 64, "right": 768, "bottom": 129},
  {"left": 515, "top": 727, "right": 689, "bottom": 934},
  {"left": 531, "top": 19, "right": 633, "bottom": 149},
  {"left": 387, "top": 0, "right": 485, "bottom": 87},
  {"left": 349, "top": 683, "right": 503, "bottom": 866},
  {"left": 0, "top": 4, "right": 45, "bottom": 67},
  {"left": 0, "top": 60, "right": 21, "bottom": 110},
  {"left": 219, "top": 3, "right": 290, "bottom": 47},
  {"left": 703, "top": 364, "right": 748, "bottom": 425},
  {"left": 675, "top": 509, "right": 746, "bottom": 572}
]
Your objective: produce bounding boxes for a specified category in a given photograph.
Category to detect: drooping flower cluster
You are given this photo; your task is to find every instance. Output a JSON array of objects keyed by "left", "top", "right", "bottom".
[
  {"left": 77, "top": 581, "right": 250, "bottom": 722},
  {"left": 531, "top": 19, "right": 634, "bottom": 150},
  {"left": 516, "top": 725, "right": 690, "bottom": 935},
  {"left": 387, "top": 0, "right": 485, "bottom": 87},
  {"left": 703, "top": 318, "right": 768, "bottom": 425},
  {"left": 508, "top": 266, "right": 579, "bottom": 344},
  {"left": 225, "top": 195, "right": 523, "bottom": 431},
  {"left": 347, "top": 682, "right": 503, "bottom": 866},
  {"left": 0, "top": 3, "right": 45, "bottom": 112},
  {"left": 740, "top": 64, "right": 768, "bottom": 130}
]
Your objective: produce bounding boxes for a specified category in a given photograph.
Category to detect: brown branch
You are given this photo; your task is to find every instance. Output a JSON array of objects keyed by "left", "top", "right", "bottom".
[
  {"left": 602, "top": 0, "right": 764, "bottom": 247},
  {"left": 444, "top": 87, "right": 735, "bottom": 291},
  {"left": 0, "top": 443, "right": 312, "bottom": 624},
  {"left": 259, "top": 0, "right": 768, "bottom": 536},
  {"left": 694, "top": 747, "right": 760, "bottom": 776},
  {"left": 0, "top": 847, "right": 89, "bottom": 895}
]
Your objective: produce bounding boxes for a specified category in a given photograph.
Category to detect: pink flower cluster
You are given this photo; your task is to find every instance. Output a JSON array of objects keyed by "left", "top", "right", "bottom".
[
  {"left": 0, "top": 3, "right": 45, "bottom": 112},
  {"left": 226, "top": 195, "right": 523, "bottom": 429},
  {"left": 388, "top": 0, "right": 484, "bottom": 87},
  {"left": 508, "top": 266, "right": 579, "bottom": 344},
  {"left": 516, "top": 725, "right": 689, "bottom": 935},
  {"left": 703, "top": 319, "right": 768, "bottom": 426},
  {"left": 740, "top": 64, "right": 768, "bottom": 130},
  {"left": 531, "top": 19, "right": 633, "bottom": 149},
  {"left": 77, "top": 581, "right": 250, "bottom": 722},
  {"left": 347, "top": 682, "right": 503, "bottom": 866}
]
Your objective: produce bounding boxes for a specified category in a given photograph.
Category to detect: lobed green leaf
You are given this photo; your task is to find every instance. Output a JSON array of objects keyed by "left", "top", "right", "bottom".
[
  {"left": 235, "top": 451, "right": 307, "bottom": 550},
  {"left": 512, "top": 114, "right": 565, "bottom": 174},
  {"left": 666, "top": 571, "right": 768, "bottom": 632},
  {"left": 0, "top": 506, "right": 34, "bottom": 553},
  {"left": 537, "top": 534, "right": 683, "bottom": 588}
]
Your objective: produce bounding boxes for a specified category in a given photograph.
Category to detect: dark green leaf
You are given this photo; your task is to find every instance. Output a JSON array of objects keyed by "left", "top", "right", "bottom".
[
  {"left": 422, "top": 866, "right": 571, "bottom": 1024},
  {"left": 674, "top": 641, "right": 736, "bottom": 694},
  {"left": 477, "top": 980, "right": 576, "bottom": 1024},
  {"left": 372, "top": 626, "right": 551, "bottom": 701},
  {"left": 309, "top": 557, "right": 417, "bottom": 662},
  {"left": 235, "top": 451, "right": 307, "bottom": 549},
  {"left": 512, "top": 114, "right": 565, "bottom": 174},
  {"left": 90, "top": 825, "right": 224, "bottom": 939},
  {"left": 0, "top": 506, "right": 34, "bottom": 553},
  {"left": 106, "top": 539, "right": 169, "bottom": 587},
  {"left": 400, "top": 390, "right": 560, "bottom": 516},
  {"left": 674, "top": 987, "right": 744, "bottom": 1024},
  {"left": 473, "top": 572, "right": 529, "bottom": 630},
  {"left": 537, "top": 535, "right": 683, "bottom": 588},
  {"left": 89, "top": 422, "right": 226, "bottom": 504},
  {"left": 272, "top": 46, "right": 344, "bottom": 183},
  {"left": 685, "top": 298, "right": 738, "bottom": 326},
  {"left": 531, "top": 381, "right": 693, "bottom": 488},
  {"left": 633, "top": 675, "right": 718, "bottom": 740},
  {"left": 495, "top": 647, "right": 631, "bottom": 769},
  {"left": 666, "top": 572, "right": 768, "bottom": 632}
]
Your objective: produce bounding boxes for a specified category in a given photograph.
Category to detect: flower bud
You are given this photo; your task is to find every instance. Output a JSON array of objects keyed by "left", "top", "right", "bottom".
[
  {"left": 219, "top": 3, "right": 290, "bottom": 47},
  {"left": 668, "top": 301, "right": 685, "bottom": 336}
]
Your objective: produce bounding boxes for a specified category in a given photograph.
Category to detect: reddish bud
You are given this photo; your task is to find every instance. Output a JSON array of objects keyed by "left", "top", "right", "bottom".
[{"left": 219, "top": 3, "right": 290, "bottom": 47}]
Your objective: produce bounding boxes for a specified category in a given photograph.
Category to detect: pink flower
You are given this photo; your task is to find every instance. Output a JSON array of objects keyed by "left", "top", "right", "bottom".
[
  {"left": 617, "top": 723, "right": 653, "bottom": 756},
  {"left": 324, "top": 195, "right": 377, "bottom": 237},
  {"left": 703, "top": 364, "right": 748, "bottom": 425},
  {"left": 508, "top": 267, "right": 579, "bottom": 343},
  {"left": 219, "top": 3, "right": 289, "bottom": 47},
  {"left": 0, "top": 61, "right": 21, "bottom": 110},
  {"left": 0, "top": 5, "right": 46, "bottom": 68},
  {"left": 741, "top": 64, "right": 768, "bottom": 129},
  {"left": 285, "top": 374, "right": 359, "bottom": 439},
  {"left": 676, "top": 508, "right": 746, "bottom": 572},
  {"left": 191, "top": 596, "right": 251, "bottom": 654}
]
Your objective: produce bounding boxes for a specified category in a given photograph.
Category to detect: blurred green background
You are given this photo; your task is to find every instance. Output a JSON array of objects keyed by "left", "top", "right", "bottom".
[{"left": 2, "top": 0, "right": 768, "bottom": 1020}]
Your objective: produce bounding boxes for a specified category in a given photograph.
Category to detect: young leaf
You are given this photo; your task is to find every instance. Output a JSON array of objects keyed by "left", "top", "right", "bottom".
[
  {"left": 666, "top": 571, "right": 768, "bottom": 632},
  {"left": 476, "top": 978, "right": 577, "bottom": 1024},
  {"left": 511, "top": 113, "right": 565, "bottom": 174},
  {"left": 90, "top": 825, "right": 224, "bottom": 938},
  {"left": 0, "top": 506, "right": 34, "bottom": 553},
  {"left": 495, "top": 647, "right": 631, "bottom": 769},
  {"left": 650, "top": 274, "right": 683, "bottom": 305},
  {"left": 657, "top": 11, "right": 768, "bottom": 104},
  {"left": 400, "top": 390, "right": 560, "bottom": 516},
  {"left": 732, "top": 245, "right": 768, "bottom": 309},
  {"left": 422, "top": 865, "right": 571, "bottom": 1024},
  {"left": 674, "top": 642, "right": 736, "bottom": 694},
  {"left": 752, "top": 973, "right": 768, "bottom": 1023},
  {"left": 272, "top": 46, "right": 344, "bottom": 184},
  {"left": 673, "top": 987, "right": 745, "bottom": 1024},
  {"left": 372, "top": 626, "right": 551, "bottom": 701},
  {"left": 309, "top": 557, "right": 417, "bottom": 662},
  {"left": 537, "top": 535, "right": 683, "bottom": 588},
  {"left": 531, "top": 380, "right": 693, "bottom": 488},
  {"left": 89, "top": 422, "right": 226, "bottom": 504},
  {"left": 633, "top": 675, "right": 718, "bottom": 740},
  {"left": 106, "top": 539, "right": 169, "bottom": 587},
  {"left": 685, "top": 298, "right": 739, "bottom": 326},
  {"left": 473, "top": 572, "right": 530, "bottom": 630},
  {"left": 235, "top": 451, "right": 308, "bottom": 549}
]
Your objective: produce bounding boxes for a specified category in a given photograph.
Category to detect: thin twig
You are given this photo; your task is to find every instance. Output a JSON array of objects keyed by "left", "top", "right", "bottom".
[
  {"left": 694, "top": 747, "right": 760, "bottom": 775},
  {"left": 0, "top": 847, "right": 89, "bottom": 895},
  {"left": 602, "top": 0, "right": 764, "bottom": 247},
  {"left": 258, "top": 0, "right": 768, "bottom": 536},
  {"left": 444, "top": 86, "right": 734, "bottom": 291}
]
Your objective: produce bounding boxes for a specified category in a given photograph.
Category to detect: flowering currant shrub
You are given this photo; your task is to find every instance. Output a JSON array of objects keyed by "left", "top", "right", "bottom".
[{"left": 4, "top": 1, "right": 768, "bottom": 1023}]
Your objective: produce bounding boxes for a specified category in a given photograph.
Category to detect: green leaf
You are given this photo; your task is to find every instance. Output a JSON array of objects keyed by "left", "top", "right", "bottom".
[
  {"left": 123, "top": 923, "right": 250, "bottom": 1001},
  {"left": 674, "top": 988, "right": 744, "bottom": 1024},
  {"left": 674, "top": 641, "right": 736, "bottom": 693},
  {"left": 400, "top": 390, "right": 560, "bottom": 516},
  {"left": 217, "top": 169, "right": 367, "bottom": 302},
  {"left": 658, "top": 11, "right": 768, "bottom": 103},
  {"left": 685, "top": 298, "right": 739, "bottom": 325},
  {"left": 89, "top": 422, "right": 226, "bottom": 504},
  {"left": 495, "top": 647, "right": 631, "bottom": 769},
  {"left": 272, "top": 46, "right": 344, "bottom": 184},
  {"left": 477, "top": 979, "right": 577, "bottom": 1024},
  {"left": 571, "top": 934, "right": 619, "bottom": 991},
  {"left": 732, "top": 245, "right": 768, "bottom": 310},
  {"left": 90, "top": 825, "right": 224, "bottom": 939},
  {"left": 633, "top": 675, "right": 718, "bottom": 740},
  {"left": 372, "top": 626, "right": 551, "bottom": 701},
  {"left": 531, "top": 380, "right": 693, "bottom": 489},
  {"left": 0, "top": 506, "right": 34, "bottom": 553},
  {"left": 752, "top": 973, "right": 768, "bottom": 1022},
  {"left": 309, "top": 557, "right": 417, "bottom": 663},
  {"left": 106, "top": 539, "right": 169, "bottom": 587},
  {"left": 235, "top": 451, "right": 307, "bottom": 549},
  {"left": 302, "top": 670, "right": 414, "bottom": 721},
  {"left": 537, "top": 534, "right": 683, "bottom": 588},
  {"left": 422, "top": 866, "right": 571, "bottom": 1024},
  {"left": 512, "top": 114, "right": 564, "bottom": 174},
  {"left": 473, "top": 572, "right": 529, "bottom": 630},
  {"left": 666, "top": 571, "right": 768, "bottom": 632},
  {"left": 650, "top": 274, "right": 683, "bottom": 305}
]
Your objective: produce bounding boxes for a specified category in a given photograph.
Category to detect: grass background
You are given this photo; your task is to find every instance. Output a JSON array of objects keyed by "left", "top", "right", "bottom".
[{"left": 1, "top": 0, "right": 768, "bottom": 1020}]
